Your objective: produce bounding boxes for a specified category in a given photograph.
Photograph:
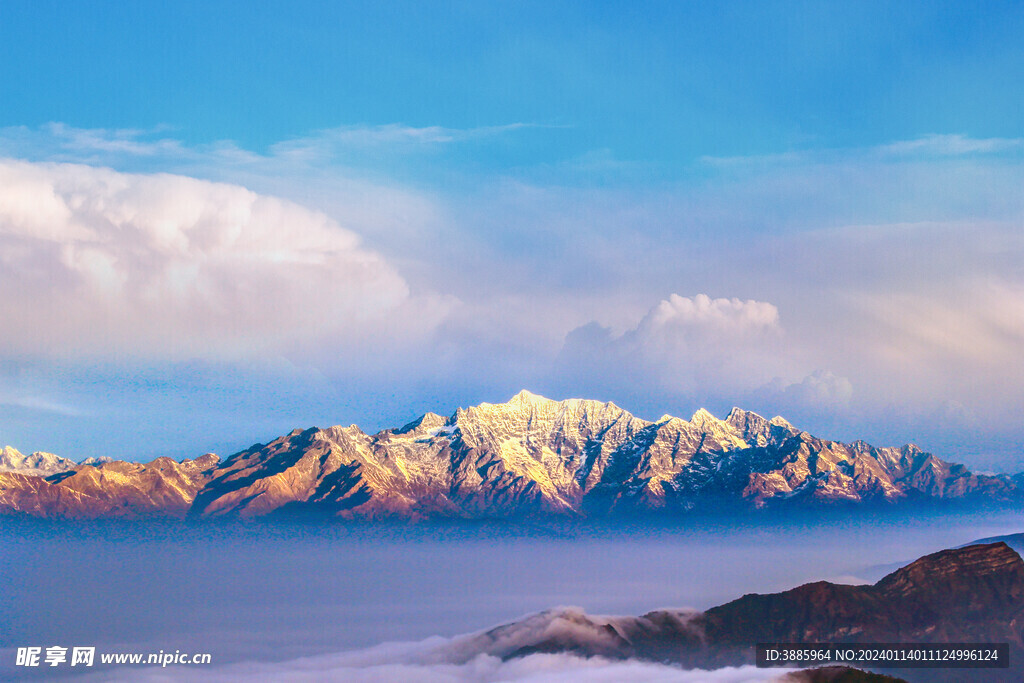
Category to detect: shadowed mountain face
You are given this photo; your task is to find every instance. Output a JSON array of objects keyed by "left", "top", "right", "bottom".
[
  {"left": 0, "top": 391, "right": 1020, "bottom": 519},
  {"left": 448, "top": 542, "right": 1023, "bottom": 681},
  {"left": 702, "top": 542, "right": 1024, "bottom": 652}
]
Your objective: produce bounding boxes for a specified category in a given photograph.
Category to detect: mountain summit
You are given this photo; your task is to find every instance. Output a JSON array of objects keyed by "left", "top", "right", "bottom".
[{"left": 0, "top": 392, "right": 1018, "bottom": 519}]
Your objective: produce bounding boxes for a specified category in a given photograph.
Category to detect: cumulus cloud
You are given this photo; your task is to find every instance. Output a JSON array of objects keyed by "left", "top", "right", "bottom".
[
  {"left": 0, "top": 159, "right": 447, "bottom": 359},
  {"left": 555, "top": 294, "right": 789, "bottom": 403},
  {"left": 634, "top": 294, "right": 780, "bottom": 340}
]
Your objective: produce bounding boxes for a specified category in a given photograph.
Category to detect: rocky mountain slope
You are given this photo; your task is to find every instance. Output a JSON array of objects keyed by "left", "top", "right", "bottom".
[
  {"left": 0, "top": 391, "right": 1019, "bottom": 519},
  {"left": 451, "top": 542, "right": 1024, "bottom": 681},
  {"left": 0, "top": 454, "right": 218, "bottom": 518}
]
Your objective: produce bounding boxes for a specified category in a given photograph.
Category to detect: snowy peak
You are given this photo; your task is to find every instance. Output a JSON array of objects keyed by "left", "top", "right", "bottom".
[
  {"left": 689, "top": 407, "right": 718, "bottom": 424},
  {"left": 454, "top": 391, "right": 645, "bottom": 449},
  {"left": 0, "top": 447, "right": 78, "bottom": 476},
  {"left": 724, "top": 407, "right": 798, "bottom": 447},
  {"left": 687, "top": 408, "right": 740, "bottom": 437},
  {"left": 508, "top": 388, "right": 549, "bottom": 406},
  {"left": 393, "top": 412, "right": 448, "bottom": 436},
  {"left": 458, "top": 390, "right": 628, "bottom": 424},
  {"left": 0, "top": 445, "right": 21, "bottom": 465},
  {"left": 465, "top": 389, "right": 558, "bottom": 415}
]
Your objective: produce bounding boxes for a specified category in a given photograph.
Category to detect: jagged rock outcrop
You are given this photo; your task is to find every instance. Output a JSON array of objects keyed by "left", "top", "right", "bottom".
[{"left": 0, "top": 391, "right": 1019, "bottom": 519}]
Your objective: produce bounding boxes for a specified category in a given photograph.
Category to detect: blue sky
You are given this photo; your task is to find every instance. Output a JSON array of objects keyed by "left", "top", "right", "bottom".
[
  {"left": 1, "top": 2, "right": 1023, "bottom": 468},
  {"left": 6, "top": 1, "right": 1023, "bottom": 164}
]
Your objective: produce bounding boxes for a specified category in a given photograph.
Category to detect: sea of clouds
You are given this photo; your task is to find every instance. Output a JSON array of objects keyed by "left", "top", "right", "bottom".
[{"left": 74, "top": 632, "right": 790, "bottom": 683}]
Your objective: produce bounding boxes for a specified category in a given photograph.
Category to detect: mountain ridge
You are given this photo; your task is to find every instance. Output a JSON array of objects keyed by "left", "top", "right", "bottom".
[
  {"left": 1, "top": 390, "right": 1019, "bottom": 519},
  {"left": 446, "top": 541, "right": 1024, "bottom": 681}
]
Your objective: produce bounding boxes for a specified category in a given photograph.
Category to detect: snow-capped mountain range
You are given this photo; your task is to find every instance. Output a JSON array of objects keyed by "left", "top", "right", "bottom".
[{"left": 0, "top": 390, "right": 1019, "bottom": 519}]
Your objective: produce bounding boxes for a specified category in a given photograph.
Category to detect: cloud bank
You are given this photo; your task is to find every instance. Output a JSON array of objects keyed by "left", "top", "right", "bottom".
[
  {"left": 0, "top": 159, "right": 445, "bottom": 359},
  {"left": 81, "top": 633, "right": 789, "bottom": 683}
]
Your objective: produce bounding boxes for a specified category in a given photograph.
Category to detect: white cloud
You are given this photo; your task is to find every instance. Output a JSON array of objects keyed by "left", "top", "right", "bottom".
[
  {"left": 700, "top": 133, "right": 1024, "bottom": 168},
  {"left": 636, "top": 294, "right": 780, "bottom": 338},
  {"left": 557, "top": 294, "right": 789, "bottom": 400},
  {"left": 0, "top": 159, "right": 445, "bottom": 359},
  {"left": 877, "top": 134, "right": 1024, "bottom": 157},
  {"left": 79, "top": 635, "right": 790, "bottom": 683},
  {"left": 0, "top": 393, "right": 84, "bottom": 416},
  {"left": 269, "top": 123, "right": 534, "bottom": 161},
  {"left": 0, "top": 122, "right": 536, "bottom": 171},
  {"left": 42, "top": 122, "right": 193, "bottom": 158}
]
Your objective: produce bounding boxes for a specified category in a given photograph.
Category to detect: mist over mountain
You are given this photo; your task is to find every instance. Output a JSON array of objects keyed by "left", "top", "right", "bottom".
[
  {"left": 1, "top": 391, "right": 1020, "bottom": 520},
  {"left": 443, "top": 542, "right": 1024, "bottom": 682}
]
